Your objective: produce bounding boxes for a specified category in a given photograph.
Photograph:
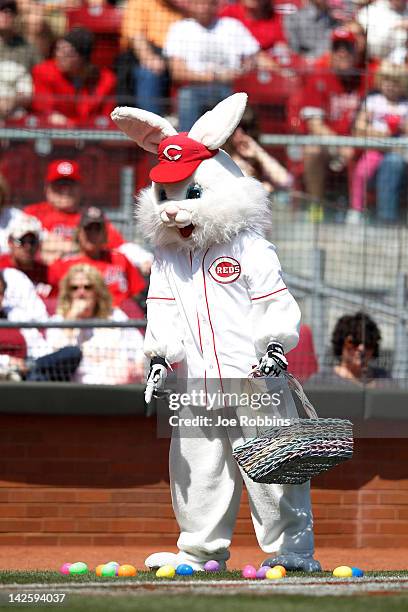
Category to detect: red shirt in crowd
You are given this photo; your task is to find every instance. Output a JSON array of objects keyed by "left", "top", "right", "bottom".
[
  {"left": 0, "top": 253, "right": 51, "bottom": 298},
  {"left": 31, "top": 59, "right": 116, "bottom": 127},
  {"left": 24, "top": 202, "right": 124, "bottom": 249},
  {"left": 48, "top": 249, "right": 145, "bottom": 306},
  {"left": 300, "top": 69, "right": 366, "bottom": 135},
  {"left": 219, "top": 4, "right": 285, "bottom": 50},
  {"left": 0, "top": 327, "right": 27, "bottom": 359}
]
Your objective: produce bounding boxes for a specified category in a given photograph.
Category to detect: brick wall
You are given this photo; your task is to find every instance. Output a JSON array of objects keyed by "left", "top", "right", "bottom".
[{"left": 0, "top": 415, "right": 407, "bottom": 547}]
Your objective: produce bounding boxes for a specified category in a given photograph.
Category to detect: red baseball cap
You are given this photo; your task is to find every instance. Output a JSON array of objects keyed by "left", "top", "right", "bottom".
[
  {"left": 150, "top": 133, "right": 218, "bottom": 184},
  {"left": 46, "top": 160, "right": 81, "bottom": 183},
  {"left": 331, "top": 28, "right": 356, "bottom": 47}
]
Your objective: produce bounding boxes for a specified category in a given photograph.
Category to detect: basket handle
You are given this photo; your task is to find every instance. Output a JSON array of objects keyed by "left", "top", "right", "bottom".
[{"left": 283, "top": 371, "right": 318, "bottom": 419}]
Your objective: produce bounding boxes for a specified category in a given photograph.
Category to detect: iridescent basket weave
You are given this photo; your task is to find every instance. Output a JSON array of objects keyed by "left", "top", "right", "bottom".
[{"left": 232, "top": 372, "right": 353, "bottom": 485}]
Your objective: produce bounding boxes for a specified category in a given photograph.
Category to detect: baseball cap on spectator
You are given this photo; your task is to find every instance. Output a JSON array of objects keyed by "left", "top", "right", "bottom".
[
  {"left": 46, "top": 160, "right": 81, "bottom": 183},
  {"left": 150, "top": 133, "right": 218, "bottom": 183},
  {"left": 79, "top": 206, "right": 106, "bottom": 228},
  {"left": 63, "top": 27, "right": 94, "bottom": 60},
  {"left": 8, "top": 215, "right": 41, "bottom": 241},
  {"left": 0, "top": 0, "right": 17, "bottom": 14},
  {"left": 331, "top": 28, "right": 357, "bottom": 50}
]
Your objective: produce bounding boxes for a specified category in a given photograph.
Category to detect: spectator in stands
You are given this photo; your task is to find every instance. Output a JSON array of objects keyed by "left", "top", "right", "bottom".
[
  {"left": 17, "top": 0, "right": 55, "bottom": 60},
  {"left": 223, "top": 105, "right": 293, "bottom": 193},
  {"left": 0, "top": 0, "right": 40, "bottom": 70},
  {"left": 24, "top": 160, "right": 124, "bottom": 263},
  {"left": 31, "top": 26, "right": 116, "bottom": 127},
  {"left": 0, "top": 59, "right": 32, "bottom": 122},
  {"left": 313, "top": 20, "right": 380, "bottom": 85},
  {"left": 348, "top": 61, "right": 408, "bottom": 225},
  {"left": 308, "top": 311, "right": 389, "bottom": 385},
  {"left": 164, "top": 0, "right": 260, "bottom": 130},
  {"left": 0, "top": 215, "right": 52, "bottom": 298},
  {"left": 284, "top": 0, "right": 340, "bottom": 60},
  {"left": 119, "top": 0, "right": 186, "bottom": 112},
  {"left": 219, "top": 0, "right": 288, "bottom": 70},
  {"left": 0, "top": 172, "right": 27, "bottom": 253},
  {"left": 47, "top": 263, "right": 145, "bottom": 384},
  {"left": 0, "top": 269, "right": 81, "bottom": 381},
  {"left": 1, "top": 265, "right": 47, "bottom": 321},
  {"left": 300, "top": 28, "right": 366, "bottom": 218},
  {"left": 357, "top": 0, "right": 408, "bottom": 60},
  {"left": 48, "top": 206, "right": 145, "bottom": 312}
]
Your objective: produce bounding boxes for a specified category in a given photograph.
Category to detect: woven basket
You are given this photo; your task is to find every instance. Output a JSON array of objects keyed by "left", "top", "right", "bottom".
[{"left": 232, "top": 372, "right": 353, "bottom": 484}]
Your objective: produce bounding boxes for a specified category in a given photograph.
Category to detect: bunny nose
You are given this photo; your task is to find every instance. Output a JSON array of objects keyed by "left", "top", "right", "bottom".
[{"left": 164, "top": 204, "right": 180, "bottom": 219}]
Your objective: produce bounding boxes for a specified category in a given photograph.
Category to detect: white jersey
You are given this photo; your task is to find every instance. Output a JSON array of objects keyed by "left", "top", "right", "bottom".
[
  {"left": 164, "top": 17, "right": 260, "bottom": 73},
  {"left": 146, "top": 230, "right": 300, "bottom": 380}
]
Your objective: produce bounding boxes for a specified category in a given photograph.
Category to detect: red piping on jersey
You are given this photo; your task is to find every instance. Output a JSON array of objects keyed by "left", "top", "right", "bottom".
[
  {"left": 251, "top": 287, "right": 287, "bottom": 301},
  {"left": 202, "top": 248, "right": 224, "bottom": 394},
  {"left": 147, "top": 296, "right": 176, "bottom": 301},
  {"left": 190, "top": 251, "right": 207, "bottom": 404}
]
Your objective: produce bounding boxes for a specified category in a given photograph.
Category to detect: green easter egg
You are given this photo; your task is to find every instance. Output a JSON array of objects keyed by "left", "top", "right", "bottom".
[
  {"left": 69, "top": 562, "right": 88, "bottom": 575},
  {"left": 101, "top": 564, "right": 117, "bottom": 577}
]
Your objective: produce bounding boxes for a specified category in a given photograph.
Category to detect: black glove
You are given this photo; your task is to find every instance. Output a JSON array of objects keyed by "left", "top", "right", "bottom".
[
  {"left": 258, "top": 341, "right": 288, "bottom": 377},
  {"left": 145, "top": 356, "right": 168, "bottom": 404}
]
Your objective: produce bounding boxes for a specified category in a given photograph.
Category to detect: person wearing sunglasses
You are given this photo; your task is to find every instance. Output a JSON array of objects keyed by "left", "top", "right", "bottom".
[
  {"left": 0, "top": 216, "right": 51, "bottom": 299},
  {"left": 48, "top": 206, "right": 145, "bottom": 316},
  {"left": 308, "top": 311, "right": 389, "bottom": 386},
  {"left": 46, "top": 263, "right": 145, "bottom": 385}
]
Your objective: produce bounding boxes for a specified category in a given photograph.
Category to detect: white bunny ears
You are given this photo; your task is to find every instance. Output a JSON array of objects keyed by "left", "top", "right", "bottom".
[{"left": 111, "top": 92, "right": 248, "bottom": 152}]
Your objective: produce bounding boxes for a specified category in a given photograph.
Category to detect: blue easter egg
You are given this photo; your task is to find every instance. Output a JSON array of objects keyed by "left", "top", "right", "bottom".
[
  {"left": 176, "top": 564, "right": 194, "bottom": 576},
  {"left": 351, "top": 567, "right": 364, "bottom": 577}
]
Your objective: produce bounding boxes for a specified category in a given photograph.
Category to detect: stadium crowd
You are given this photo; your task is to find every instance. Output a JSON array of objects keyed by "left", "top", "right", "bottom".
[{"left": 0, "top": 0, "right": 403, "bottom": 384}]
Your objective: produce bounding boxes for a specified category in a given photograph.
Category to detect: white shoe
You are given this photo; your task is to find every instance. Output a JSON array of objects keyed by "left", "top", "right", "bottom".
[
  {"left": 145, "top": 552, "right": 178, "bottom": 570},
  {"left": 345, "top": 209, "right": 364, "bottom": 225},
  {"left": 145, "top": 551, "right": 227, "bottom": 572}
]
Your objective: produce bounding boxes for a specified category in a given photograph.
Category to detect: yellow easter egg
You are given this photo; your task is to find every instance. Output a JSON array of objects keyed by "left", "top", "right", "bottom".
[
  {"left": 156, "top": 564, "right": 176, "bottom": 578},
  {"left": 266, "top": 567, "right": 284, "bottom": 580},
  {"left": 273, "top": 565, "right": 287, "bottom": 577},
  {"left": 333, "top": 566, "right": 353, "bottom": 578},
  {"left": 95, "top": 564, "right": 105, "bottom": 577},
  {"left": 118, "top": 564, "right": 137, "bottom": 577}
]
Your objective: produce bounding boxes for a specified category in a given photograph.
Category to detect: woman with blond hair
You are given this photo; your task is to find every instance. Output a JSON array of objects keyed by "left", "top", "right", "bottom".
[
  {"left": 347, "top": 61, "right": 408, "bottom": 224},
  {"left": 47, "top": 263, "right": 145, "bottom": 385}
]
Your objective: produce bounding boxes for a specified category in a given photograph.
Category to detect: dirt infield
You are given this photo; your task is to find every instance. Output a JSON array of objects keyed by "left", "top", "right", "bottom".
[{"left": 0, "top": 546, "right": 406, "bottom": 572}]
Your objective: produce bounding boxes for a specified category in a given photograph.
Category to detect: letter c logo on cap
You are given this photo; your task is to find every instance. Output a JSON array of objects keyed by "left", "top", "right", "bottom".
[{"left": 163, "top": 145, "right": 182, "bottom": 161}]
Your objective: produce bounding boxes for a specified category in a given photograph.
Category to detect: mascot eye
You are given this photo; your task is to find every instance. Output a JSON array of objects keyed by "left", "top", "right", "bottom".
[
  {"left": 186, "top": 184, "right": 202, "bottom": 200},
  {"left": 159, "top": 189, "right": 167, "bottom": 202}
]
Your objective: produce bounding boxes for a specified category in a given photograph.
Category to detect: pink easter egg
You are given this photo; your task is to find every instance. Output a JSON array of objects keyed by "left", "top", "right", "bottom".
[
  {"left": 242, "top": 564, "right": 257, "bottom": 579},
  {"left": 60, "top": 563, "right": 72, "bottom": 575}
]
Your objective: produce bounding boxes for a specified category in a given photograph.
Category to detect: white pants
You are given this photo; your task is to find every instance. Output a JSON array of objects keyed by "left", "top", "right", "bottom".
[{"left": 169, "top": 423, "right": 315, "bottom": 565}]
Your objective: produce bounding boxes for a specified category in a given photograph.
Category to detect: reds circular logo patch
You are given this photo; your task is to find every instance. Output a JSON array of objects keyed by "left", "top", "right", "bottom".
[{"left": 208, "top": 257, "right": 241, "bottom": 284}]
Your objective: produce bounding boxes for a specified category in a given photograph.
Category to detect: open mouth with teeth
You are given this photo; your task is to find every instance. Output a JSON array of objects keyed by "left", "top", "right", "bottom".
[{"left": 179, "top": 224, "right": 195, "bottom": 238}]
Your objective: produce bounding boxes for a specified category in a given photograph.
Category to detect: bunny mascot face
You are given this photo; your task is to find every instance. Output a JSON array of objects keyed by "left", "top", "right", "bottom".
[{"left": 112, "top": 94, "right": 321, "bottom": 573}]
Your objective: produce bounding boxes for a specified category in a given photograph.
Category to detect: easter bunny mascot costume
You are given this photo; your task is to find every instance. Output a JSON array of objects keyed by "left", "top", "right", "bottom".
[{"left": 111, "top": 94, "right": 321, "bottom": 573}]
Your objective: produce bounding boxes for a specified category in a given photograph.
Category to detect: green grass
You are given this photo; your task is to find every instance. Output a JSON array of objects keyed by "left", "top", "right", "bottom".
[
  {"left": 0, "top": 570, "right": 407, "bottom": 584},
  {"left": 1, "top": 594, "right": 408, "bottom": 612}
]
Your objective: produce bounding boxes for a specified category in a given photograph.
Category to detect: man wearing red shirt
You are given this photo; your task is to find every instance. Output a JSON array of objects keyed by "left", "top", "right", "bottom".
[
  {"left": 48, "top": 206, "right": 145, "bottom": 309},
  {"left": 31, "top": 26, "right": 116, "bottom": 128},
  {"left": 25, "top": 159, "right": 124, "bottom": 263},
  {"left": 300, "top": 29, "right": 366, "bottom": 210},
  {"left": 219, "top": 0, "right": 286, "bottom": 51},
  {"left": 0, "top": 215, "right": 51, "bottom": 298}
]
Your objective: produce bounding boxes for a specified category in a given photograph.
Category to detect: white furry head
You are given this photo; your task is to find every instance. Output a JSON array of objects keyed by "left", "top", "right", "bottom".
[
  {"left": 136, "top": 151, "right": 271, "bottom": 251},
  {"left": 112, "top": 93, "right": 272, "bottom": 250}
]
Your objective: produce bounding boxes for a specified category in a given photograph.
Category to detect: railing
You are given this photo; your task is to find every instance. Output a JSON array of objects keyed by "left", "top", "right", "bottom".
[{"left": 1, "top": 128, "right": 407, "bottom": 380}]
